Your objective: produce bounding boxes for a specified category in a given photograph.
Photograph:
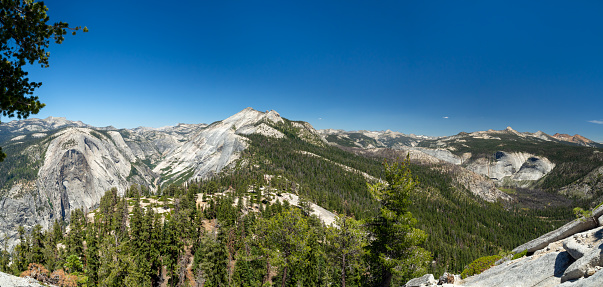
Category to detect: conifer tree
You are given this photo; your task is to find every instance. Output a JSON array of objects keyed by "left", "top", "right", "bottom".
[
  {"left": 366, "top": 157, "right": 432, "bottom": 286},
  {"left": 12, "top": 225, "right": 29, "bottom": 274},
  {"left": 326, "top": 215, "right": 367, "bottom": 287},
  {"left": 0, "top": 234, "right": 10, "bottom": 272},
  {"left": 29, "top": 224, "right": 45, "bottom": 265},
  {"left": 86, "top": 227, "right": 99, "bottom": 286},
  {"left": 193, "top": 232, "right": 229, "bottom": 286},
  {"left": 254, "top": 208, "right": 310, "bottom": 287}
]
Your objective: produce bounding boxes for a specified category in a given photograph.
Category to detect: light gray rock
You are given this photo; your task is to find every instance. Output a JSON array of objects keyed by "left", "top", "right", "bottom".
[
  {"left": 404, "top": 273, "right": 436, "bottom": 287},
  {"left": 462, "top": 251, "right": 572, "bottom": 287},
  {"left": 558, "top": 267, "right": 603, "bottom": 287},
  {"left": 466, "top": 151, "right": 555, "bottom": 184},
  {"left": 593, "top": 204, "right": 603, "bottom": 219},
  {"left": 513, "top": 218, "right": 598, "bottom": 254},
  {"left": 561, "top": 247, "right": 603, "bottom": 282},
  {"left": 563, "top": 226, "right": 603, "bottom": 260},
  {"left": 0, "top": 271, "right": 49, "bottom": 287}
]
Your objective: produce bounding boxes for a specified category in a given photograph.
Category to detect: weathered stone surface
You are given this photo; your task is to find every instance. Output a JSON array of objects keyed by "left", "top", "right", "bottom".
[
  {"left": 513, "top": 218, "right": 598, "bottom": 254},
  {"left": 563, "top": 227, "right": 603, "bottom": 260},
  {"left": 593, "top": 204, "right": 603, "bottom": 219},
  {"left": 404, "top": 273, "right": 436, "bottom": 287},
  {"left": 462, "top": 251, "right": 572, "bottom": 287},
  {"left": 466, "top": 151, "right": 555, "bottom": 184},
  {"left": 558, "top": 267, "right": 603, "bottom": 286},
  {"left": 561, "top": 247, "right": 603, "bottom": 282},
  {"left": 0, "top": 271, "right": 48, "bottom": 287}
]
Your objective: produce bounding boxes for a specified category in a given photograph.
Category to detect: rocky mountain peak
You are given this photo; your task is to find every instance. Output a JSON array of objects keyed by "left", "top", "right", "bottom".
[
  {"left": 224, "top": 107, "right": 284, "bottom": 128},
  {"left": 552, "top": 133, "right": 595, "bottom": 146}
]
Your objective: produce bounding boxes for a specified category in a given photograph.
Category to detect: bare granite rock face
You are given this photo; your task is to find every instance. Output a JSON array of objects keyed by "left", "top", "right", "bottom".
[
  {"left": 561, "top": 246, "right": 603, "bottom": 282},
  {"left": 466, "top": 151, "right": 555, "bottom": 185},
  {"left": 152, "top": 108, "right": 287, "bottom": 183},
  {"left": 405, "top": 273, "right": 437, "bottom": 287}
]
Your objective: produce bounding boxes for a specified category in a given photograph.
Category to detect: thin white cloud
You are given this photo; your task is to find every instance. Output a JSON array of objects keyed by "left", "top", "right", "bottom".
[
  {"left": 443, "top": 116, "right": 449, "bottom": 119},
  {"left": 318, "top": 117, "right": 323, "bottom": 120},
  {"left": 589, "top": 120, "right": 603, "bottom": 124}
]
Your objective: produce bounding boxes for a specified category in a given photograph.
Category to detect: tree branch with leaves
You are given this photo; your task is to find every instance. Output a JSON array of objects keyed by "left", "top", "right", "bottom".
[{"left": 0, "top": 0, "right": 87, "bottom": 161}]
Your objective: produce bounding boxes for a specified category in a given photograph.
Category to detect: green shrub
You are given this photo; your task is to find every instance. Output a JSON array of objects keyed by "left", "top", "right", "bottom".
[
  {"left": 461, "top": 254, "right": 502, "bottom": 279},
  {"left": 512, "top": 249, "right": 528, "bottom": 260},
  {"left": 573, "top": 207, "right": 592, "bottom": 221}
]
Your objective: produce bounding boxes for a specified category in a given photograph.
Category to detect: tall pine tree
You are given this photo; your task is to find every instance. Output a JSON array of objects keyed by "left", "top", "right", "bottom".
[{"left": 366, "top": 157, "right": 432, "bottom": 286}]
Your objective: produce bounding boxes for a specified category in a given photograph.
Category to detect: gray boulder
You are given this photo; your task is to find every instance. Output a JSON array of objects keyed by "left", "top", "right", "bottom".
[
  {"left": 405, "top": 273, "right": 436, "bottom": 287},
  {"left": 513, "top": 218, "right": 598, "bottom": 254},
  {"left": 592, "top": 203, "right": 603, "bottom": 219},
  {"left": 558, "top": 267, "right": 603, "bottom": 287},
  {"left": 563, "top": 226, "right": 603, "bottom": 260},
  {"left": 561, "top": 247, "right": 603, "bottom": 282}
]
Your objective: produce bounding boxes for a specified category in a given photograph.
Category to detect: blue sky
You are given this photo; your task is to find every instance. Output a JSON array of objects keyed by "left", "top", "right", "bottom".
[{"left": 7, "top": 1, "right": 603, "bottom": 142}]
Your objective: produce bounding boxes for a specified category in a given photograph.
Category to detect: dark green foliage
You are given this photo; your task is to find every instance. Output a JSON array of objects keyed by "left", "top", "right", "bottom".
[
  {"left": 326, "top": 215, "right": 367, "bottom": 287},
  {"left": 12, "top": 226, "right": 28, "bottom": 274},
  {"left": 85, "top": 227, "right": 99, "bottom": 286},
  {"left": 242, "top": 133, "right": 382, "bottom": 220},
  {"left": 325, "top": 133, "right": 380, "bottom": 148},
  {"left": 2, "top": 119, "right": 595, "bottom": 285},
  {"left": 407, "top": 162, "right": 573, "bottom": 275},
  {"left": 193, "top": 232, "right": 229, "bottom": 286}
]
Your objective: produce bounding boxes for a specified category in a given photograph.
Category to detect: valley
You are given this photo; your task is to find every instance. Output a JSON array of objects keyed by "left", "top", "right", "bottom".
[{"left": 0, "top": 108, "right": 602, "bottom": 286}]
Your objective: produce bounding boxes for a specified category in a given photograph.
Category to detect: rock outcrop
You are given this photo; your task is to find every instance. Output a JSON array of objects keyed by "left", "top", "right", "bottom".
[
  {"left": 466, "top": 151, "right": 555, "bottom": 185},
  {"left": 552, "top": 133, "right": 597, "bottom": 147}
]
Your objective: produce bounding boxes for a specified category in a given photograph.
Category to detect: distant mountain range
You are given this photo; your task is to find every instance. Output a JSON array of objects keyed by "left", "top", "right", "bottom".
[
  {"left": 321, "top": 125, "right": 603, "bottom": 198},
  {"left": 1, "top": 108, "right": 602, "bottom": 250},
  {"left": 318, "top": 126, "right": 602, "bottom": 149}
]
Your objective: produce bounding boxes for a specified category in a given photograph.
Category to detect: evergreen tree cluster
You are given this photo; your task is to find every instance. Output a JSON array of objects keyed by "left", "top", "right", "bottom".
[{"left": 0, "top": 160, "right": 432, "bottom": 286}]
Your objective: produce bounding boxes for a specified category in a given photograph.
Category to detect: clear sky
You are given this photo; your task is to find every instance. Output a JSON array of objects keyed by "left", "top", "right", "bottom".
[{"left": 7, "top": 0, "right": 603, "bottom": 142}]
